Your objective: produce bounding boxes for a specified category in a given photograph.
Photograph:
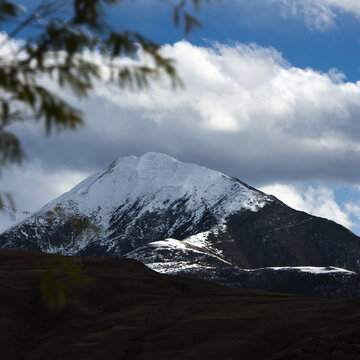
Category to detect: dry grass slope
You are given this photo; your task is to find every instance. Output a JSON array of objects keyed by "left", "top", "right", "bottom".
[{"left": 1, "top": 249, "right": 360, "bottom": 359}]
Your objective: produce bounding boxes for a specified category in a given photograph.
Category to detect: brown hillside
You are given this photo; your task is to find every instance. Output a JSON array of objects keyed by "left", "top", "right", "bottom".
[{"left": 1, "top": 249, "right": 360, "bottom": 360}]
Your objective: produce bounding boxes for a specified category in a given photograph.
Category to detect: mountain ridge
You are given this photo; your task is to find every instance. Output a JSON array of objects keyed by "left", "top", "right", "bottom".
[{"left": 2, "top": 152, "right": 360, "bottom": 297}]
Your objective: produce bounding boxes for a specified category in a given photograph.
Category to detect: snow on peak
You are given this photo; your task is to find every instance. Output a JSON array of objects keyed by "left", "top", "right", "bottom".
[{"left": 37, "top": 152, "right": 271, "bottom": 229}]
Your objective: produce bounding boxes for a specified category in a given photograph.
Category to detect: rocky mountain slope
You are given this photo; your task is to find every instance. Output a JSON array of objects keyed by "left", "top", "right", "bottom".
[{"left": 1, "top": 152, "right": 360, "bottom": 297}]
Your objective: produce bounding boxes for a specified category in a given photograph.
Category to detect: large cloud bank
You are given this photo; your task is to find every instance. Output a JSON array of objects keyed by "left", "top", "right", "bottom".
[{"left": 31, "top": 39, "right": 360, "bottom": 185}]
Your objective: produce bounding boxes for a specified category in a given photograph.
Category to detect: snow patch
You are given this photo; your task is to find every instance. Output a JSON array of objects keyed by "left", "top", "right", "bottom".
[
  {"left": 258, "top": 266, "right": 356, "bottom": 275},
  {"left": 148, "top": 238, "right": 205, "bottom": 255},
  {"left": 146, "top": 261, "right": 215, "bottom": 274}
]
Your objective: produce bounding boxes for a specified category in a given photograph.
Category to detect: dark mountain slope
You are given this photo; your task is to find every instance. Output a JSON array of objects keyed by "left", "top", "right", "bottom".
[
  {"left": 1, "top": 249, "right": 360, "bottom": 360},
  {"left": 217, "top": 201, "right": 360, "bottom": 270}
]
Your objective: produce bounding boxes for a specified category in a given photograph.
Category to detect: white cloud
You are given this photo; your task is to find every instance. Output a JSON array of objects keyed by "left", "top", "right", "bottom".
[
  {"left": 267, "top": 0, "right": 360, "bottom": 30},
  {"left": 82, "top": 40, "right": 360, "bottom": 138},
  {"left": 0, "top": 164, "right": 88, "bottom": 233},
  {"left": 62, "top": 40, "right": 360, "bottom": 182},
  {"left": 260, "top": 184, "right": 353, "bottom": 228},
  {"left": 325, "top": 0, "right": 360, "bottom": 16},
  {"left": 344, "top": 202, "right": 360, "bottom": 222},
  {"left": 7, "top": 40, "right": 360, "bottom": 188}
]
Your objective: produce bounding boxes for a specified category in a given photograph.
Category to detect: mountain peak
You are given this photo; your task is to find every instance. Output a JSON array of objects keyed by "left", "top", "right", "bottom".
[
  {"left": 137, "top": 151, "right": 179, "bottom": 162},
  {"left": 111, "top": 152, "right": 179, "bottom": 169},
  {"left": 1, "top": 152, "right": 272, "bottom": 256},
  {"left": 111, "top": 152, "right": 208, "bottom": 179}
]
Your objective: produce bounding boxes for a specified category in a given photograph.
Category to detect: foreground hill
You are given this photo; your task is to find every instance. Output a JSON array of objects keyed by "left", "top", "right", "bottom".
[
  {"left": 1, "top": 152, "right": 360, "bottom": 297},
  {"left": 1, "top": 249, "right": 360, "bottom": 360}
]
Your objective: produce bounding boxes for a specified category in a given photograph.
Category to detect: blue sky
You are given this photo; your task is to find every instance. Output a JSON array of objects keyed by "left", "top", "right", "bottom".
[
  {"left": 2, "top": 0, "right": 360, "bottom": 235},
  {"left": 15, "top": 0, "right": 360, "bottom": 81},
  {"left": 106, "top": 0, "right": 360, "bottom": 82}
]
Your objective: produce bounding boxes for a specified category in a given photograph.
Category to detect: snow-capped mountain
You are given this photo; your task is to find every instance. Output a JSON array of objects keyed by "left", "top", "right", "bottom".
[
  {"left": 0, "top": 152, "right": 271, "bottom": 256},
  {"left": 1, "top": 152, "right": 360, "bottom": 297}
]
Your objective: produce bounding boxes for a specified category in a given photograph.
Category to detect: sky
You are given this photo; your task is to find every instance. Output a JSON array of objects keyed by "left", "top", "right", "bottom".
[{"left": 2, "top": 0, "right": 360, "bottom": 234}]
